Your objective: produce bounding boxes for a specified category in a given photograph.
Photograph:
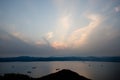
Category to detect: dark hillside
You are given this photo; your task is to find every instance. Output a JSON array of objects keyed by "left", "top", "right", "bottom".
[{"left": 0, "top": 69, "right": 91, "bottom": 80}]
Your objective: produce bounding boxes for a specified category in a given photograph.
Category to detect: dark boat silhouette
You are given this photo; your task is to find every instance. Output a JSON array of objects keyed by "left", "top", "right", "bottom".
[
  {"left": 27, "top": 71, "right": 32, "bottom": 74},
  {"left": 32, "top": 67, "right": 37, "bottom": 69}
]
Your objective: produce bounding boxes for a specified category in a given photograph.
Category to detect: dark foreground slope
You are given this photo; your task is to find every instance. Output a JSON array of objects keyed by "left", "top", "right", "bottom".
[
  {"left": 0, "top": 69, "right": 91, "bottom": 80},
  {"left": 37, "top": 69, "right": 91, "bottom": 80}
]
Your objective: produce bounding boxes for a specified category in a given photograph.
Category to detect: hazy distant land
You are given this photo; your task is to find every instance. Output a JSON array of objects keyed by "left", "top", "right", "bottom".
[{"left": 0, "top": 56, "right": 120, "bottom": 62}]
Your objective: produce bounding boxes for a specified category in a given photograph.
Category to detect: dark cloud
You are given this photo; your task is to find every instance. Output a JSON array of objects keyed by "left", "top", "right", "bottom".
[
  {"left": 84, "top": 17, "right": 120, "bottom": 56},
  {"left": 0, "top": 27, "right": 120, "bottom": 57},
  {"left": 0, "top": 30, "right": 54, "bottom": 57}
]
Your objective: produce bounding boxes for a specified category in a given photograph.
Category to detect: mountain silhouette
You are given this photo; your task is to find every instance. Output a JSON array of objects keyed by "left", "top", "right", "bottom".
[
  {"left": 0, "top": 69, "right": 91, "bottom": 80},
  {"left": 37, "top": 69, "right": 91, "bottom": 80}
]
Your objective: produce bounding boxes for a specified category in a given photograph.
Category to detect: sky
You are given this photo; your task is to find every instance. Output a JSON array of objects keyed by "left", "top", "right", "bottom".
[{"left": 0, "top": 0, "right": 120, "bottom": 57}]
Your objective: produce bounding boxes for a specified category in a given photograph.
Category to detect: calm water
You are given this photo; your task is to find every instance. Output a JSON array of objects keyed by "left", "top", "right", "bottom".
[{"left": 0, "top": 61, "right": 120, "bottom": 80}]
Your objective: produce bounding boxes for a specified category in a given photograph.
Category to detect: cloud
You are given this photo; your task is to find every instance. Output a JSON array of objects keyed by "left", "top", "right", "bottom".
[
  {"left": 49, "top": 14, "right": 102, "bottom": 50},
  {"left": 60, "top": 15, "right": 71, "bottom": 29},
  {"left": 11, "top": 32, "right": 31, "bottom": 44},
  {"left": 51, "top": 41, "right": 67, "bottom": 49},
  {"left": 49, "top": 13, "right": 72, "bottom": 49},
  {"left": 0, "top": 30, "right": 31, "bottom": 56},
  {"left": 51, "top": 0, "right": 76, "bottom": 48},
  {"left": 55, "top": 14, "right": 72, "bottom": 41},
  {"left": 67, "top": 14, "right": 102, "bottom": 48},
  {"left": 0, "top": 30, "right": 54, "bottom": 57},
  {"left": 52, "top": 0, "right": 104, "bottom": 49},
  {"left": 49, "top": 15, "right": 71, "bottom": 49},
  {"left": 46, "top": 32, "right": 53, "bottom": 39},
  {"left": 35, "top": 40, "right": 45, "bottom": 46},
  {"left": 1, "top": 0, "right": 120, "bottom": 57},
  {"left": 115, "top": 6, "right": 120, "bottom": 12}
]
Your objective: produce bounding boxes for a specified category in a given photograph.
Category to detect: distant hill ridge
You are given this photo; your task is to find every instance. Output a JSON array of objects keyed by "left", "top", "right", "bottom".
[{"left": 0, "top": 56, "right": 120, "bottom": 62}]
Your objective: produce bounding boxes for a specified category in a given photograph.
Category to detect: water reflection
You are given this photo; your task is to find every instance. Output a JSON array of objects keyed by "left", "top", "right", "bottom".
[{"left": 0, "top": 62, "right": 120, "bottom": 80}]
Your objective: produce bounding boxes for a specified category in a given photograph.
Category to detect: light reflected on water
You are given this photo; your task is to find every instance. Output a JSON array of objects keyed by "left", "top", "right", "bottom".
[{"left": 0, "top": 61, "right": 120, "bottom": 80}]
